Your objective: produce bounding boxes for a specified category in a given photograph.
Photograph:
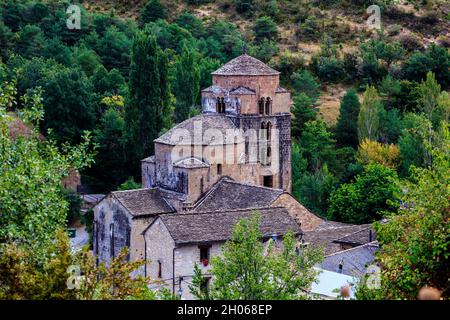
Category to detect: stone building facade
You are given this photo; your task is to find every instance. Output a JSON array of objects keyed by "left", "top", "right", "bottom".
[
  {"left": 141, "top": 54, "right": 292, "bottom": 210},
  {"left": 142, "top": 207, "right": 301, "bottom": 300},
  {"left": 93, "top": 54, "right": 375, "bottom": 299}
]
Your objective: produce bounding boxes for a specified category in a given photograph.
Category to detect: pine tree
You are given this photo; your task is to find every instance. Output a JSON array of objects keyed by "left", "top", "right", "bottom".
[
  {"left": 335, "top": 89, "right": 361, "bottom": 148},
  {"left": 125, "top": 33, "right": 170, "bottom": 175},
  {"left": 140, "top": 0, "right": 167, "bottom": 25},
  {"left": 173, "top": 44, "right": 200, "bottom": 123}
]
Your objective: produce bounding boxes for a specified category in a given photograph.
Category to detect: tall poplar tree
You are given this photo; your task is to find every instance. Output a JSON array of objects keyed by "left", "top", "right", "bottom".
[
  {"left": 173, "top": 44, "right": 200, "bottom": 123},
  {"left": 357, "top": 86, "right": 382, "bottom": 142},
  {"left": 125, "top": 33, "right": 170, "bottom": 173},
  {"left": 335, "top": 89, "right": 361, "bottom": 148}
]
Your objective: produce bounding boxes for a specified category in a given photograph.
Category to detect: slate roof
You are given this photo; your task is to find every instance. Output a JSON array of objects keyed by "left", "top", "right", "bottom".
[
  {"left": 193, "top": 178, "right": 284, "bottom": 212},
  {"left": 212, "top": 54, "right": 280, "bottom": 76},
  {"left": 201, "top": 85, "right": 228, "bottom": 94},
  {"left": 303, "top": 221, "right": 373, "bottom": 255},
  {"left": 154, "top": 207, "right": 301, "bottom": 245},
  {"left": 111, "top": 188, "right": 175, "bottom": 217},
  {"left": 334, "top": 227, "right": 376, "bottom": 246},
  {"left": 229, "top": 86, "right": 256, "bottom": 95},
  {"left": 275, "top": 86, "right": 288, "bottom": 93},
  {"left": 174, "top": 157, "right": 210, "bottom": 169},
  {"left": 321, "top": 242, "right": 379, "bottom": 276},
  {"left": 154, "top": 113, "right": 243, "bottom": 145}
]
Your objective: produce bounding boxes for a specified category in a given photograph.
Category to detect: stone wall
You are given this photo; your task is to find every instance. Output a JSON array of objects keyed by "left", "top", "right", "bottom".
[{"left": 94, "top": 195, "right": 153, "bottom": 272}]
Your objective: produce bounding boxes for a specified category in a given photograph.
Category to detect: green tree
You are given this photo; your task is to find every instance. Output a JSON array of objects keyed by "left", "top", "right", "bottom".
[
  {"left": 297, "top": 166, "right": 336, "bottom": 217},
  {"left": 234, "top": 0, "right": 255, "bottom": 17},
  {"left": 398, "top": 113, "right": 433, "bottom": 176},
  {"left": 87, "top": 107, "right": 128, "bottom": 191},
  {"left": 15, "top": 24, "right": 45, "bottom": 59},
  {"left": 253, "top": 16, "right": 278, "bottom": 44},
  {"left": 327, "top": 163, "right": 399, "bottom": 224},
  {"left": 125, "top": 33, "right": 171, "bottom": 175},
  {"left": 41, "top": 67, "right": 96, "bottom": 145},
  {"left": 335, "top": 89, "right": 361, "bottom": 148},
  {"left": 291, "top": 70, "right": 320, "bottom": 101},
  {"left": 189, "top": 213, "right": 323, "bottom": 300},
  {"left": 140, "top": 0, "right": 167, "bottom": 25},
  {"left": 416, "top": 72, "right": 444, "bottom": 126},
  {"left": 96, "top": 26, "right": 132, "bottom": 76},
  {"left": 299, "top": 119, "right": 336, "bottom": 173},
  {"left": 357, "top": 127, "right": 449, "bottom": 299},
  {"left": 403, "top": 44, "right": 450, "bottom": 88},
  {"left": 291, "top": 94, "right": 317, "bottom": 140},
  {"left": 0, "top": 21, "right": 13, "bottom": 61},
  {"left": 357, "top": 86, "right": 382, "bottom": 142},
  {"left": 173, "top": 44, "right": 200, "bottom": 123},
  {"left": 0, "top": 82, "right": 94, "bottom": 258},
  {"left": 118, "top": 177, "right": 141, "bottom": 191},
  {"left": 176, "top": 11, "right": 204, "bottom": 38}
]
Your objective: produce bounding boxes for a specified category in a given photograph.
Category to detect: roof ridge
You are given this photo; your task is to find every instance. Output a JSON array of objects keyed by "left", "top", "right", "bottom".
[
  {"left": 191, "top": 176, "right": 234, "bottom": 210},
  {"left": 111, "top": 187, "right": 154, "bottom": 194},
  {"left": 223, "top": 179, "right": 284, "bottom": 192},
  {"left": 163, "top": 206, "right": 286, "bottom": 218},
  {"left": 324, "top": 241, "right": 379, "bottom": 258},
  {"left": 334, "top": 225, "right": 373, "bottom": 241}
]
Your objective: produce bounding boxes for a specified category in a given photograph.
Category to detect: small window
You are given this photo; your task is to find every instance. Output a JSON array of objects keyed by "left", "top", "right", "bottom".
[
  {"left": 265, "top": 97, "right": 272, "bottom": 115},
  {"left": 259, "top": 98, "right": 265, "bottom": 114},
  {"left": 200, "top": 177, "right": 204, "bottom": 194},
  {"left": 157, "top": 260, "right": 162, "bottom": 278},
  {"left": 199, "top": 245, "right": 211, "bottom": 263},
  {"left": 217, "top": 164, "right": 222, "bottom": 175},
  {"left": 263, "top": 175, "right": 273, "bottom": 188}
]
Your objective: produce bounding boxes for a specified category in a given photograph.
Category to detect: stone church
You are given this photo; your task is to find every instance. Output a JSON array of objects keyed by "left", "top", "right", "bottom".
[{"left": 93, "top": 54, "right": 375, "bottom": 298}]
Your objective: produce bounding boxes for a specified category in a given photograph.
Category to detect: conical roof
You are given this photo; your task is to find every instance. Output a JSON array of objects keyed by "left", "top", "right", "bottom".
[{"left": 212, "top": 54, "right": 280, "bottom": 76}]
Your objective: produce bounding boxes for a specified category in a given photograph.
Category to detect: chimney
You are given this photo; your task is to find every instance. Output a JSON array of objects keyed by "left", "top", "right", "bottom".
[{"left": 338, "top": 259, "right": 344, "bottom": 273}]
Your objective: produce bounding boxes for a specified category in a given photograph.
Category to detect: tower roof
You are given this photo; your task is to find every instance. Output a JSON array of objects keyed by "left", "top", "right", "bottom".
[{"left": 212, "top": 54, "right": 280, "bottom": 76}]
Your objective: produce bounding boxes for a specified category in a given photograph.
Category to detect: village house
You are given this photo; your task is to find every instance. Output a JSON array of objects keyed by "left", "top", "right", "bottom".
[
  {"left": 142, "top": 207, "right": 301, "bottom": 299},
  {"left": 93, "top": 54, "right": 376, "bottom": 299}
]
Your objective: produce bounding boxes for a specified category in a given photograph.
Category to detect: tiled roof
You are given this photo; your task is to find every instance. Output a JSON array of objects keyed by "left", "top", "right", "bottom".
[
  {"left": 321, "top": 242, "right": 379, "bottom": 276},
  {"left": 303, "top": 221, "right": 373, "bottom": 255},
  {"left": 154, "top": 113, "right": 242, "bottom": 145},
  {"left": 193, "top": 178, "right": 284, "bottom": 212},
  {"left": 212, "top": 54, "right": 280, "bottom": 76},
  {"left": 111, "top": 188, "right": 175, "bottom": 217},
  {"left": 156, "top": 207, "right": 302, "bottom": 245},
  {"left": 229, "top": 86, "right": 256, "bottom": 95}
]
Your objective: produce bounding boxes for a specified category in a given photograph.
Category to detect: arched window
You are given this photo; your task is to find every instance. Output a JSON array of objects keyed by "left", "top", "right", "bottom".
[
  {"left": 265, "top": 97, "right": 272, "bottom": 115},
  {"left": 261, "top": 122, "right": 267, "bottom": 140},
  {"left": 267, "top": 122, "right": 272, "bottom": 140},
  {"left": 216, "top": 97, "right": 221, "bottom": 113},
  {"left": 259, "top": 98, "right": 265, "bottom": 114},
  {"left": 216, "top": 97, "right": 225, "bottom": 113}
]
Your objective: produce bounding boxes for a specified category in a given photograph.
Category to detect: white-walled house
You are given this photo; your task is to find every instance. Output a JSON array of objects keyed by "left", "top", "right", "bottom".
[{"left": 142, "top": 207, "right": 302, "bottom": 300}]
